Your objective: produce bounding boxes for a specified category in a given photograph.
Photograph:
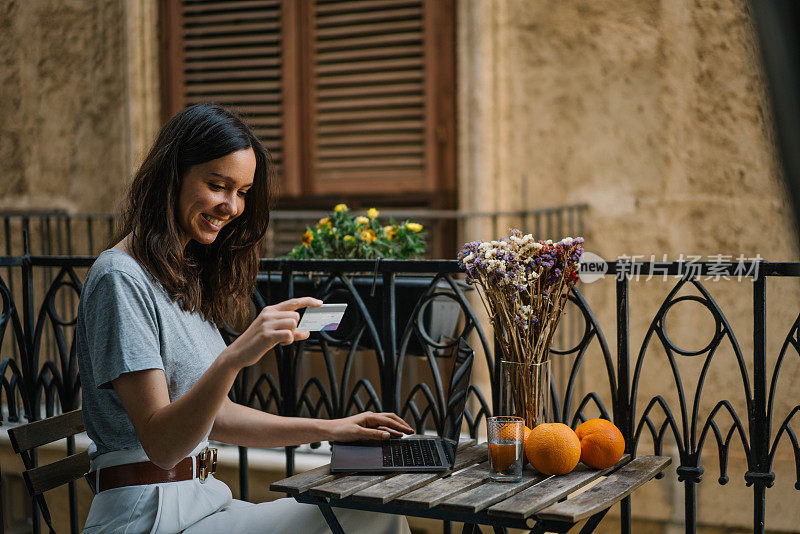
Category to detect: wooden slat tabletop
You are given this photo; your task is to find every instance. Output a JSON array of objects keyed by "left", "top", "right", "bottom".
[
  {"left": 487, "top": 455, "right": 631, "bottom": 520},
  {"left": 310, "top": 472, "right": 394, "bottom": 500},
  {"left": 438, "top": 469, "right": 549, "bottom": 514},
  {"left": 351, "top": 443, "right": 488, "bottom": 504},
  {"left": 394, "top": 462, "right": 491, "bottom": 508},
  {"left": 269, "top": 437, "right": 476, "bottom": 495},
  {"left": 307, "top": 440, "right": 480, "bottom": 500},
  {"left": 536, "top": 455, "right": 671, "bottom": 523},
  {"left": 273, "top": 448, "right": 670, "bottom": 531},
  {"left": 270, "top": 463, "right": 341, "bottom": 495}
]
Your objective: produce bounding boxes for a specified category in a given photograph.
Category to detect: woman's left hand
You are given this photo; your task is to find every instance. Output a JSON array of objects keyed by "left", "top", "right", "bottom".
[{"left": 326, "top": 411, "right": 414, "bottom": 441}]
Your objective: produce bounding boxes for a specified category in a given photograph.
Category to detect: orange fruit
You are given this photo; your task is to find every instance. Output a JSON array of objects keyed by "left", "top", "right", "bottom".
[
  {"left": 575, "top": 419, "right": 625, "bottom": 469},
  {"left": 488, "top": 443, "right": 518, "bottom": 472},
  {"left": 498, "top": 422, "right": 524, "bottom": 441},
  {"left": 524, "top": 423, "right": 581, "bottom": 475},
  {"left": 522, "top": 426, "right": 532, "bottom": 466}
]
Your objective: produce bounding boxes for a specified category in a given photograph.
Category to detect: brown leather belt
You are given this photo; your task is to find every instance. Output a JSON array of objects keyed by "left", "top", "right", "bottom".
[{"left": 85, "top": 447, "right": 217, "bottom": 494}]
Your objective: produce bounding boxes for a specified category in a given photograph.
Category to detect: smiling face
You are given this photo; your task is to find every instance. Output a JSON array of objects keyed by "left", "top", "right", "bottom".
[{"left": 176, "top": 148, "right": 256, "bottom": 247}]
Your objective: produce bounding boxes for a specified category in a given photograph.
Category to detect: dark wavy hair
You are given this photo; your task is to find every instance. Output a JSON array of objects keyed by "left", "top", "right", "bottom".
[{"left": 112, "top": 103, "right": 273, "bottom": 326}]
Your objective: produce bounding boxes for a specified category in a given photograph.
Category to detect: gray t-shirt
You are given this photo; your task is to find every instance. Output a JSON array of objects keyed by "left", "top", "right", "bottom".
[{"left": 76, "top": 249, "right": 227, "bottom": 459}]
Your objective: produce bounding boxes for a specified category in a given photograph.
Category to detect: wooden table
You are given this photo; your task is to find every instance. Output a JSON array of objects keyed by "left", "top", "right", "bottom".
[{"left": 271, "top": 442, "right": 670, "bottom": 533}]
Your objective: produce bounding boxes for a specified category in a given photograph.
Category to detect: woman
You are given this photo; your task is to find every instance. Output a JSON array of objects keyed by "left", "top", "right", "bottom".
[{"left": 77, "top": 104, "right": 413, "bottom": 533}]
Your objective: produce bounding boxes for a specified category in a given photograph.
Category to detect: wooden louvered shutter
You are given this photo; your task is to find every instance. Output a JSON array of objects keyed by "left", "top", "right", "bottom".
[
  {"left": 160, "top": 0, "right": 454, "bottom": 205},
  {"left": 303, "top": 0, "right": 454, "bottom": 200},
  {"left": 160, "top": 0, "right": 300, "bottom": 194}
]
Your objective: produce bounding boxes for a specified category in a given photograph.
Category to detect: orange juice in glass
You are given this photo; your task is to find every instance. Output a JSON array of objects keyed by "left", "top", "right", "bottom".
[{"left": 487, "top": 416, "right": 524, "bottom": 481}]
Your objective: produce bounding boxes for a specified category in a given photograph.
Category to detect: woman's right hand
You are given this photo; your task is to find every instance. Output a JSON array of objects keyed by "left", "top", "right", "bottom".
[
  {"left": 222, "top": 296, "right": 322, "bottom": 369},
  {"left": 326, "top": 411, "right": 414, "bottom": 442}
]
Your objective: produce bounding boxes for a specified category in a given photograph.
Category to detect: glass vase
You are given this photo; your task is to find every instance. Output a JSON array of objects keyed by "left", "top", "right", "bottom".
[{"left": 499, "top": 359, "right": 550, "bottom": 429}]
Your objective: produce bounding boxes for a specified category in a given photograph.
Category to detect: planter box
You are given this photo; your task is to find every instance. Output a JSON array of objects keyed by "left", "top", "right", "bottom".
[{"left": 256, "top": 273, "right": 470, "bottom": 356}]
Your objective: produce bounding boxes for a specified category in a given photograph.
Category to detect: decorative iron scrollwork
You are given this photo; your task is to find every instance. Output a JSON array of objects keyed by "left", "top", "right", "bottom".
[{"left": 2, "top": 257, "right": 798, "bottom": 533}]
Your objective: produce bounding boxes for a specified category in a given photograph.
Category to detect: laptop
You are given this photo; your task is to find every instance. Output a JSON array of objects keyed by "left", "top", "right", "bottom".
[{"left": 330, "top": 338, "right": 474, "bottom": 472}]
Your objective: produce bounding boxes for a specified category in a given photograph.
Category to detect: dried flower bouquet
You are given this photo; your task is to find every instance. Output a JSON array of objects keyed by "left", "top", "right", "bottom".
[{"left": 458, "top": 231, "right": 584, "bottom": 366}]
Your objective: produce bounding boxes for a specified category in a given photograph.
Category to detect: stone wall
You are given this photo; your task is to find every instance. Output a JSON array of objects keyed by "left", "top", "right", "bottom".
[
  {"left": 0, "top": 0, "right": 159, "bottom": 214},
  {"left": 457, "top": 1, "right": 800, "bottom": 532},
  {"left": 458, "top": 0, "right": 793, "bottom": 257}
]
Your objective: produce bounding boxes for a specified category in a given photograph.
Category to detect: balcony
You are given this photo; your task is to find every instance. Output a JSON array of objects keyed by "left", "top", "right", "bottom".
[{"left": 0, "top": 250, "right": 798, "bottom": 532}]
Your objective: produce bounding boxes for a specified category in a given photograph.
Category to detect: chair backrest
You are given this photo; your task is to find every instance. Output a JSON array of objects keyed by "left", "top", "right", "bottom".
[
  {"left": 8, "top": 409, "right": 90, "bottom": 497},
  {"left": 8, "top": 409, "right": 90, "bottom": 534}
]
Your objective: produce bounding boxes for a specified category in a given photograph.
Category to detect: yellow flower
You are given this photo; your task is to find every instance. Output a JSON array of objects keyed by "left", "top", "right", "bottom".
[
  {"left": 360, "top": 229, "right": 377, "bottom": 243},
  {"left": 334, "top": 203, "right": 349, "bottom": 213},
  {"left": 356, "top": 216, "right": 369, "bottom": 226},
  {"left": 302, "top": 230, "right": 313, "bottom": 246},
  {"left": 384, "top": 225, "right": 397, "bottom": 240},
  {"left": 406, "top": 222, "right": 423, "bottom": 232},
  {"left": 316, "top": 217, "right": 331, "bottom": 229},
  {"left": 344, "top": 235, "right": 355, "bottom": 242},
  {"left": 367, "top": 208, "right": 379, "bottom": 219}
]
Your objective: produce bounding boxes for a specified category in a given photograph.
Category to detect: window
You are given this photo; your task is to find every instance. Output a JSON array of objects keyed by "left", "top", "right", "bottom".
[{"left": 160, "top": 0, "right": 456, "bottom": 209}]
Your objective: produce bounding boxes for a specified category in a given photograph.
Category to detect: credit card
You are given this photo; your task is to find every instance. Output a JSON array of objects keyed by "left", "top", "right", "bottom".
[{"left": 297, "top": 303, "right": 347, "bottom": 331}]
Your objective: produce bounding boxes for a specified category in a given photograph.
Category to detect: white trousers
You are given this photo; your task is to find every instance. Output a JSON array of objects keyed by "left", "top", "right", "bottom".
[
  {"left": 82, "top": 445, "right": 410, "bottom": 534},
  {"left": 183, "top": 493, "right": 409, "bottom": 534}
]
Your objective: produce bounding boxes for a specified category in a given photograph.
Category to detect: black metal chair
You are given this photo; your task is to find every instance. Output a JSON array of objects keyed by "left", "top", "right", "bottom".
[{"left": 8, "top": 409, "right": 90, "bottom": 534}]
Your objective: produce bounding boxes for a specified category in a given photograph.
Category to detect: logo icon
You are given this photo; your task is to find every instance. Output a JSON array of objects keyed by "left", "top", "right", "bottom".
[{"left": 579, "top": 251, "right": 607, "bottom": 283}]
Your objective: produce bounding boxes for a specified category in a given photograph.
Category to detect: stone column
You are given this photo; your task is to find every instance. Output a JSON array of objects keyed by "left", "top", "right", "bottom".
[{"left": 123, "top": 0, "right": 161, "bottom": 176}]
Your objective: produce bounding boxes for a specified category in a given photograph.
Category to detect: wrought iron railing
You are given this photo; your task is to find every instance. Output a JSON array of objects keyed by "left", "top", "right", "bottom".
[
  {"left": 0, "top": 210, "right": 116, "bottom": 257},
  {"left": 0, "top": 205, "right": 586, "bottom": 391},
  {"left": 1, "top": 255, "right": 798, "bottom": 533}
]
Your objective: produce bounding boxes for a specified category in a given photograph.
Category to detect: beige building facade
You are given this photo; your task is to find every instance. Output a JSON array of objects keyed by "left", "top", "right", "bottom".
[
  {"left": 0, "top": 0, "right": 159, "bottom": 214},
  {"left": 457, "top": 2, "right": 799, "bottom": 532},
  {"left": 1, "top": 0, "right": 798, "bottom": 532}
]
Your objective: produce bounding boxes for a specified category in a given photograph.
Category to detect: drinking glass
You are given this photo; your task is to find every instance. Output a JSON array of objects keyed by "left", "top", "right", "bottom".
[{"left": 487, "top": 416, "right": 524, "bottom": 482}]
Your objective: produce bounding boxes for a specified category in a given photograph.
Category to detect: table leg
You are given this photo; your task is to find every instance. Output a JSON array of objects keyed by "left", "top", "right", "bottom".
[
  {"left": 577, "top": 507, "right": 611, "bottom": 534},
  {"left": 530, "top": 521, "right": 572, "bottom": 534},
  {"left": 318, "top": 501, "right": 346, "bottom": 534},
  {"left": 460, "top": 523, "right": 503, "bottom": 534},
  {"left": 529, "top": 505, "right": 610, "bottom": 534},
  {"left": 302, "top": 495, "right": 346, "bottom": 534}
]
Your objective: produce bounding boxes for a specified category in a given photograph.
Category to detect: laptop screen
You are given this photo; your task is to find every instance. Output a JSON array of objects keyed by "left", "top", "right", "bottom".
[{"left": 440, "top": 338, "right": 474, "bottom": 446}]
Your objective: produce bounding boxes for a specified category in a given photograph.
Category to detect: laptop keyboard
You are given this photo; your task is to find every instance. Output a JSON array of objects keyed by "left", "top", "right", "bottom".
[{"left": 382, "top": 439, "right": 443, "bottom": 467}]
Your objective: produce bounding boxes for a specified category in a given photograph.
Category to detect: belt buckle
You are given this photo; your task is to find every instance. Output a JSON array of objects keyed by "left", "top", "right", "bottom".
[{"left": 198, "top": 447, "right": 218, "bottom": 483}]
